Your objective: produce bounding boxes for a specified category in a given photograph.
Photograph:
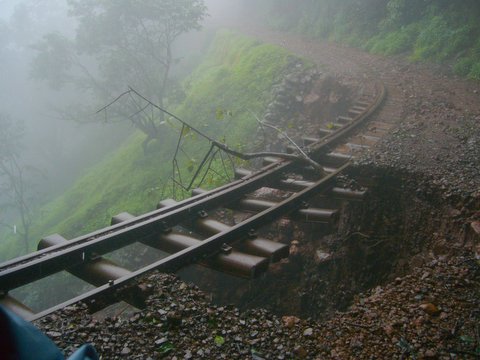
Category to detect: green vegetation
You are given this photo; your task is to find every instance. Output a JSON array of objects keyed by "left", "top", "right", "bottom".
[
  {"left": 258, "top": 0, "right": 480, "bottom": 80},
  {"left": 0, "top": 31, "right": 301, "bottom": 261}
]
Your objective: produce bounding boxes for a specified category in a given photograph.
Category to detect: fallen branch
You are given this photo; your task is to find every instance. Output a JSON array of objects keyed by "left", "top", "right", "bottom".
[
  {"left": 99, "top": 88, "right": 327, "bottom": 177},
  {"left": 346, "top": 232, "right": 371, "bottom": 239},
  {"left": 210, "top": 139, "right": 325, "bottom": 174},
  {"left": 250, "top": 111, "right": 326, "bottom": 176},
  {"left": 250, "top": 110, "right": 309, "bottom": 158}
]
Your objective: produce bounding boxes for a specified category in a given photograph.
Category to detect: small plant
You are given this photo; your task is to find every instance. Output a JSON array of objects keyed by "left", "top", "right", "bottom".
[
  {"left": 214, "top": 335, "right": 225, "bottom": 347},
  {"left": 158, "top": 342, "right": 174, "bottom": 355}
]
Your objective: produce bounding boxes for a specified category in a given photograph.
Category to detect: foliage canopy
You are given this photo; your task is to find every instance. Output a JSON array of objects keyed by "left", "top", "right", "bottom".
[{"left": 31, "top": 0, "right": 208, "bottom": 142}]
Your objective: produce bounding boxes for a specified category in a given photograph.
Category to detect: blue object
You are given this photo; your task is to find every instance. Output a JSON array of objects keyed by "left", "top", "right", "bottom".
[
  {"left": 67, "top": 345, "right": 98, "bottom": 360},
  {"left": 0, "top": 305, "right": 99, "bottom": 360}
]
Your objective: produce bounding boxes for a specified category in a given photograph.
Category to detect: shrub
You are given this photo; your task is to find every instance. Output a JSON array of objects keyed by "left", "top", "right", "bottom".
[
  {"left": 468, "top": 62, "right": 480, "bottom": 80},
  {"left": 367, "top": 23, "right": 419, "bottom": 55},
  {"left": 453, "top": 57, "right": 475, "bottom": 76},
  {"left": 409, "top": 15, "right": 474, "bottom": 63},
  {"left": 411, "top": 15, "right": 450, "bottom": 61},
  {"left": 330, "top": 13, "right": 351, "bottom": 42},
  {"left": 440, "top": 25, "right": 474, "bottom": 59},
  {"left": 453, "top": 37, "right": 480, "bottom": 78}
]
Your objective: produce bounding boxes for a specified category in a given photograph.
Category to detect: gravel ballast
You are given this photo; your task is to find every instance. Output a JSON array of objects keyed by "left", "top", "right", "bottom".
[{"left": 35, "top": 255, "right": 479, "bottom": 359}]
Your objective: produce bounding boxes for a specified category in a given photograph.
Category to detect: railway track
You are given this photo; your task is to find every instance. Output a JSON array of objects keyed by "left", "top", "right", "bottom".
[{"left": 0, "top": 81, "right": 386, "bottom": 322}]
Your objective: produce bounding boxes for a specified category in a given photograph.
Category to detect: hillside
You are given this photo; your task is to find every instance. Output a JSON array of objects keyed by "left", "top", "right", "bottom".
[{"left": 0, "top": 31, "right": 305, "bottom": 262}]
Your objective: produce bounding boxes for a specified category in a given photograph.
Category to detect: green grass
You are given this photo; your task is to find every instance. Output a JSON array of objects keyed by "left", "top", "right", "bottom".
[{"left": 0, "top": 30, "right": 304, "bottom": 261}]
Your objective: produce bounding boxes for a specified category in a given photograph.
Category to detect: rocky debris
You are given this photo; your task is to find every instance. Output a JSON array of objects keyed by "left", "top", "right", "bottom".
[
  {"left": 316, "top": 256, "right": 480, "bottom": 359},
  {"left": 303, "top": 75, "right": 353, "bottom": 122},
  {"left": 257, "top": 63, "right": 356, "bottom": 155},
  {"left": 359, "top": 53, "right": 479, "bottom": 205},
  {"left": 263, "top": 63, "right": 319, "bottom": 126},
  {"left": 259, "top": 71, "right": 355, "bottom": 155},
  {"left": 35, "top": 255, "right": 479, "bottom": 359}
]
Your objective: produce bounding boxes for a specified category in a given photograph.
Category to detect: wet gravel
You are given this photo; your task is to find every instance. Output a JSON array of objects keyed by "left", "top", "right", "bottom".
[
  {"left": 358, "top": 98, "right": 480, "bottom": 201},
  {"left": 36, "top": 255, "right": 480, "bottom": 359},
  {"left": 33, "top": 25, "right": 480, "bottom": 359}
]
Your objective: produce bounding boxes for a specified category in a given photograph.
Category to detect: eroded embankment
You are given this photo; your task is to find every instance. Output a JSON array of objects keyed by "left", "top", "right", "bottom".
[{"left": 186, "top": 165, "right": 478, "bottom": 322}]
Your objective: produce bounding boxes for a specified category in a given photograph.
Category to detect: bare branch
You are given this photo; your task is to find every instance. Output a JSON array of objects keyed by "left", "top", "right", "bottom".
[
  {"left": 96, "top": 90, "right": 132, "bottom": 115},
  {"left": 99, "top": 89, "right": 326, "bottom": 178},
  {"left": 250, "top": 110, "right": 325, "bottom": 175},
  {"left": 251, "top": 111, "right": 309, "bottom": 159},
  {"left": 211, "top": 140, "right": 325, "bottom": 174}
]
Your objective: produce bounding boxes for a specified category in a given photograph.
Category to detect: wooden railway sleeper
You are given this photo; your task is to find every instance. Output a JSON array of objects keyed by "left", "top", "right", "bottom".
[
  {"left": 346, "top": 142, "right": 370, "bottom": 150},
  {"left": 318, "top": 128, "right": 334, "bottom": 137},
  {"left": 157, "top": 199, "right": 289, "bottom": 262},
  {"left": 111, "top": 213, "right": 269, "bottom": 279},
  {"left": 318, "top": 152, "right": 352, "bottom": 167},
  {"left": 348, "top": 108, "right": 363, "bottom": 116},
  {"left": 355, "top": 100, "right": 370, "bottom": 107},
  {"left": 262, "top": 156, "right": 283, "bottom": 166},
  {"left": 351, "top": 105, "right": 367, "bottom": 112},
  {"left": 302, "top": 136, "right": 320, "bottom": 146},
  {"left": 330, "top": 122, "right": 344, "bottom": 129},
  {"left": 38, "top": 234, "right": 149, "bottom": 310},
  {"left": 234, "top": 168, "right": 366, "bottom": 201},
  {"left": 192, "top": 188, "right": 337, "bottom": 223},
  {"left": 263, "top": 155, "right": 337, "bottom": 174}
]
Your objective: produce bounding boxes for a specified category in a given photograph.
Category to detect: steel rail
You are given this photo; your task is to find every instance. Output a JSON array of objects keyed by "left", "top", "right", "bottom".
[
  {"left": 0, "top": 81, "right": 386, "bottom": 317},
  {"left": 0, "top": 161, "right": 287, "bottom": 291},
  {"left": 29, "top": 162, "right": 348, "bottom": 322}
]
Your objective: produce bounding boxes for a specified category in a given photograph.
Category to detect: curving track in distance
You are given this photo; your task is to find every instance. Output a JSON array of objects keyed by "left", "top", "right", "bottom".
[{"left": 0, "top": 81, "right": 386, "bottom": 321}]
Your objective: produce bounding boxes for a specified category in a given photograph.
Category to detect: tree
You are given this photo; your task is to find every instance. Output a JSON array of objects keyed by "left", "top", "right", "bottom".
[
  {"left": 0, "top": 114, "right": 35, "bottom": 253},
  {"left": 31, "top": 0, "right": 207, "bottom": 149}
]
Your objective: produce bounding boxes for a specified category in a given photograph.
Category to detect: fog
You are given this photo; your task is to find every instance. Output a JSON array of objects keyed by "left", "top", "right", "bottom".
[
  {"left": 0, "top": 1, "right": 128, "bottom": 198},
  {"left": 0, "top": 0, "right": 256, "bottom": 255},
  {"left": 0, "top": 1, "right": 245, "bottom": 202}
]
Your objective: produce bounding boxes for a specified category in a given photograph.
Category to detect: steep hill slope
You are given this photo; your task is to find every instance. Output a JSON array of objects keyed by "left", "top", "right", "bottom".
[{"left": 0, "top": 31, "right": 305, "bottom": 261}]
